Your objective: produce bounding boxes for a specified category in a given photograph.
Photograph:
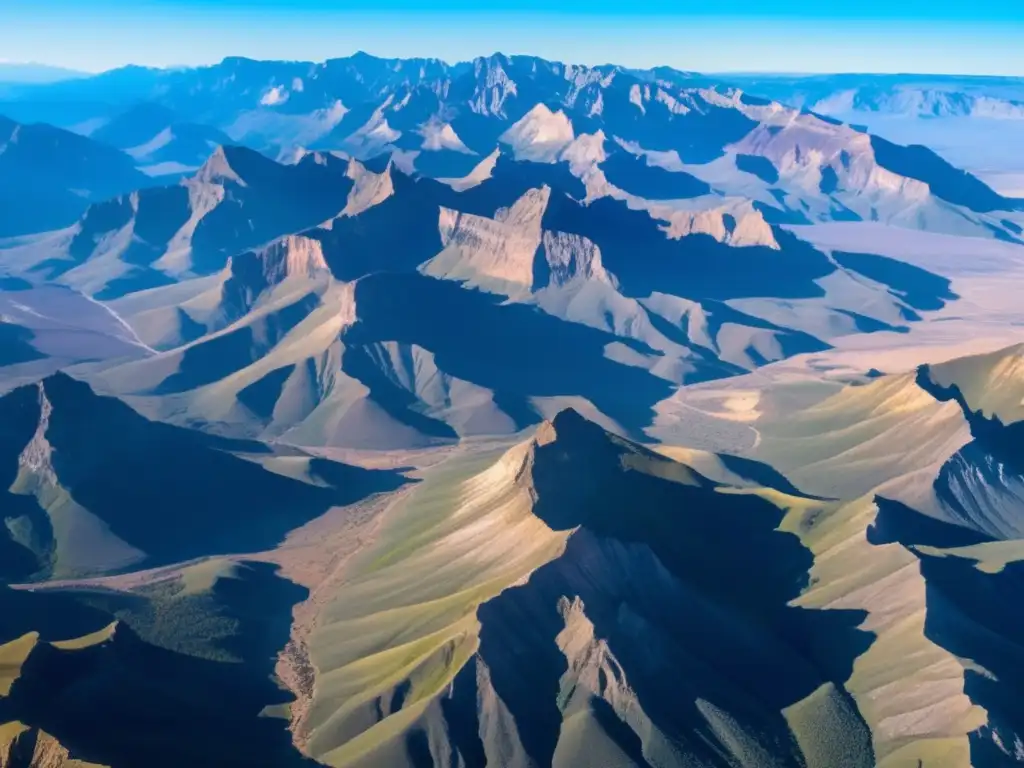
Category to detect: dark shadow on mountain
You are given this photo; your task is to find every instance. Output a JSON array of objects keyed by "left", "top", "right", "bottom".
[
  {"left": 543, "top": 194, "right": 835, "bottom": 301},
  {"left": 313, "top": 174, "right": 444, "bottom": 281},
  {"left": 94, "top": 266, "right": 178, "bottom": 301},
  {"left": 0, "top": 275, "right": 33, "bottom": 291},
  {"left": 0, "top": 385, "right": 53, "bottom": 582},
  {"left": 870, "top": 136, "right": 1012, "bottom": 213},
  {"left": 869, "top": 497, "right": 993, "bottom": 550},
  {"left": 154, "top": 291, "right": 320, "bottom": 394},
  {"left": 188, "top": 147, "right": 353, "bottom": 274},
  {"left": 715, "top": 452, "right": 819, "bottom": 498},
  {"left": 126, "top": 185, "right": 194, "bottom": 262},
  {"left": 600, "top": 151, "right": 711, "bottom": 200},
  {"left": 0, "top": 322, "right": 44, "bottom": 367},
  {"left": 819, "top": 166, "right": 839, "bottom": 195},
  {"left": 828, "top": 201, "right": 862, "bottom": 222},
  {"left": 344, "top": 273, "right": 674, "bottom": 434},
  {"left": 0, "top": 562, "right": 320, "bottom": 767},
  {"left": 68, "top": 196, "right": 135, "bottom": 261},
  {"left": 467, "top": 412, "right": 871, "bottom": 766},
  {"left": 754, "top": 199, "right": 812, "bottom": 225},
  {"left": 448, "top": 112, "right": 509, "bottom": 156},
  {"left": 437, "top": 659, "right": 490, "bottom": 768},
  {"left": 444, "top": 154, "right": 587, "bottom": 217},
  {"left": 736, "top": 154, "right": 779, "bottom": 184},
  {"left": 341, "top": 344, "right": 460, "bottom": 441},
  {"left": 834, "top": 308, "right": 909, "bottom": 335},
  {"left": 916, "top": 365, "right": 1022, "bottom": 452},
  {"left": 908, "top": 551, "right": 1024, "bottom": 768},
  {"left": 835, "top": 251, "right": 957, "bottom": 311},
  {"left": 236, "top": 364, "right": 296, "bottom": 421},
  {"left": 804, "top": 110, "right": 843, "bottom": 127},
  {"left": 0, "top": 114, "right": 149, "bottom": 237},
  {"left": 0, "top": 374, "right": 405, "bottom": 577},
  {"left": 413, "top": 149, "right": 483, "bottom": 180}
]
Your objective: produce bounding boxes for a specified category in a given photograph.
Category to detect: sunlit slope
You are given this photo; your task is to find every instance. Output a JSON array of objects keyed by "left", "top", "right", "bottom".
[
  {"left": 774, "top": 492, "right": 986, "bottom": 767},
  {"left": 738, "top": 343, "right": 1024, "bottom": 765},
  {"left": 923, "top": 343, "right": 1024, "bottom": 426},
  {"left": 301, "top": 439, "right": 572, "bottom": 766},
  {"left": 751, "top": 371, "right": 972, "bottom": 499},
  {"left": 298, "top": 409, "right": 894, "bottom": 768}
]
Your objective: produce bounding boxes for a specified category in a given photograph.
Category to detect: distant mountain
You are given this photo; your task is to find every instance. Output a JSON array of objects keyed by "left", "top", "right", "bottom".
[
  {"left": 3, "top": 51, "right": 1016, "bottom": 449},
  {"left": 0, "top": 62, "right": 85, "bottom": 85},
  {"left": 722, "top": 73, "right": 1024, "bottom": 120},
  {"left": 2, "top": 145, "right": 355, "bottom": 298},
  {"left": 718, "top": 73, "right": 1024, "bottom": 200},
  {"left": 90, "top": 101, "right": 231, "bottom": 177},
  {"left": 0, "top": 115, "right": 149, "bottom": 237},
  {"left": 2, "top": 53, "right": 1019, "bottom": 242}
]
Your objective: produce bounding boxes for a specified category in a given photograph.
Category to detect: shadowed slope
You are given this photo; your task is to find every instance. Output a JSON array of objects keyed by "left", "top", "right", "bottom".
[
  {"left": 0, "top": 561, "right": 319, "bottom": 767},
  {"left": 0, "top": 373, "right": 404, "bottom": 580},
  {"left": 0, "top": 115, "right": 149, "bottom": 237},
  {"left": 300, "top": 409, "right": 872, "bottom": 768}
]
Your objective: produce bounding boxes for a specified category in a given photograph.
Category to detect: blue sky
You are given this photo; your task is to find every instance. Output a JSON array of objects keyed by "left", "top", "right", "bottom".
[{"left": 2, "top": 0, "right": 1023, "bottom": 75}]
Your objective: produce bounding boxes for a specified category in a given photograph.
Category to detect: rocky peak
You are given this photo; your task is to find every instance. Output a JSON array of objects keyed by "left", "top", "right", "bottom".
[
  {"left": 222, "top": 235, "right": 329, "bottom": 315},
  {"left": 469, "top": 54, "right": 518, "bottom": 117},
  {"left": 194, "top": 145, "right": 246, "bottom": 187},
  {"left": 229, "top": 235, "right": 328, "bottom": 288}
]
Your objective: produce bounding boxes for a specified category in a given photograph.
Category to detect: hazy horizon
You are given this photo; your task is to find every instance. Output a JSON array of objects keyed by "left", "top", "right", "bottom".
[
  {"left": 5, "top": 52, "right": 1024, "bottom": 81},
  {"left": 3, "top": 1, "right": 1024, "bottom": 77}
]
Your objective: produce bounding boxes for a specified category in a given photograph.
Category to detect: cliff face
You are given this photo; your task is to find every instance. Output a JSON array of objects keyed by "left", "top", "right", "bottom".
[{"left": 0, "top": 725, "right": 109, "bottom": 768}]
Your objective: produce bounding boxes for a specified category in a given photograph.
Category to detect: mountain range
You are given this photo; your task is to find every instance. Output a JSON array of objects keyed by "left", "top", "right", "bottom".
[{"left": 2, "top": 50, "right": 1024, "bottom": 768}]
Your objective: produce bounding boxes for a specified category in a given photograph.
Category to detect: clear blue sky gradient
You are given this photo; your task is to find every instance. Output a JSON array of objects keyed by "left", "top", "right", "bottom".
[{"left": 3, "top": 0, "right": 1023, "bottom": 75}]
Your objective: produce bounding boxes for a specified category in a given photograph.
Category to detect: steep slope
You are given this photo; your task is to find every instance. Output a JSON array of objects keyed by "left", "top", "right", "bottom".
[
  {"left": 288, "top": 406, "right": 1016, "bottom": 767},
  {"left": 76, "top": 153, "right": 962, "bottom": 449},
  {"left": 0, "top": 373, "right": 403, "bottom": 581},
  {"left": 909, "top": 346, "right": 1024, "bottom": 540},
  {"left": 0, "top": 116, "right": 149, "bottom": 237},
  {"left": 723, "top": 73, "right": 1024, "bottom": 199},
  {"left": 1, "top": 145, "right": 354, "bottom": 299},
  {"left": 716, "top": 342, "right": 1024, "bottom": 764},
  {"left": 0, "top": 560, "right": 319, "bottom": 768},
  {"left": 5, "top": 54, "right": 1018, "bottom": 239}
]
